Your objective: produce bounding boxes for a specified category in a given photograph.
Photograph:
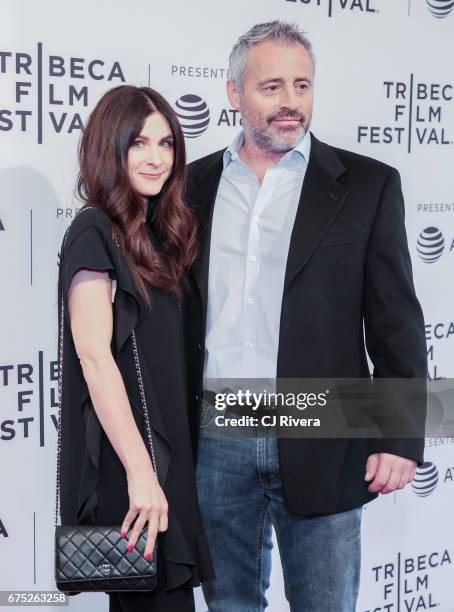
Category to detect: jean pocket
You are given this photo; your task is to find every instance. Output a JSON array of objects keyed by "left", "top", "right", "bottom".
[{"left": 200, "top": 399, "right": 217, "bottom": 429}]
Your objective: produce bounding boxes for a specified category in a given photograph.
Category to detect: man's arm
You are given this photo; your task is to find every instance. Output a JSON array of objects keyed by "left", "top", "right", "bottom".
[{"left": 362, "top": 166, "right": 427, "bottom": 492}]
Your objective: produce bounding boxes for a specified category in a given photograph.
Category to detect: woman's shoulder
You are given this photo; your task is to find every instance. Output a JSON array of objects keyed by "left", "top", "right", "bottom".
[
  {"left": 63, "top": 205, "right": 113, "bottom": 249},
  {"left": 59, "top": 205, "right": 119, "bottom": 296}
]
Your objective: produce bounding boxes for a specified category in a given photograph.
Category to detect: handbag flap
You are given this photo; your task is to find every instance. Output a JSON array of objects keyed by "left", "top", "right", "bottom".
[{"left": 55, "top": 525, "right": 156, "bottom": 583}]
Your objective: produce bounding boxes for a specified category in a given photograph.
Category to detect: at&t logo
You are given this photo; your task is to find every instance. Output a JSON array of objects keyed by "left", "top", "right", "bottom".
[
  {"left": 426, "top": 0, "right": 454, "bottom": 18},
  {"left": 416, "top": 226, "right": 444, "bottom": 263},
  {"left": 174, "top": 94, "right": 210, "bottom": 139},
  {"left": 411, "top": 462, "right": 439, "bottom": 496}
]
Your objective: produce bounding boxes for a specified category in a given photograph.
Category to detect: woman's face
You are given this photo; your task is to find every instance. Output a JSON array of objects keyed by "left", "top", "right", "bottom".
[{"left": 127, "top": 112, "right": 174, "bottom": 199}]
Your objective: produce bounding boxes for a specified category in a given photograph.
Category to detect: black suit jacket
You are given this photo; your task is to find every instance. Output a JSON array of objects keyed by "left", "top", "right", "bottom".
[{"left": 183, "top": 132, "right": 427, "bottom": 517}]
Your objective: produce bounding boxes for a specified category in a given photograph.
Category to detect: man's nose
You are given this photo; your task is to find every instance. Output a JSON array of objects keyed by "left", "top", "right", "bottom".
[{"left": 279, "top": 86, "right": 298, "bottom": 111}]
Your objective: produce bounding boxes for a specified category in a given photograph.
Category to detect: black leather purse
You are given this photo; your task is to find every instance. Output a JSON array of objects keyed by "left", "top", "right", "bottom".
[{"left": 55, "top": 208, "right": 158, "bottom": 593}]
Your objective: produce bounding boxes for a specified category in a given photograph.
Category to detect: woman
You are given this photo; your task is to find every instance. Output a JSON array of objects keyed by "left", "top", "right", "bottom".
[{"left": 57, "top": 85, "right": 214, "bottom": 611}]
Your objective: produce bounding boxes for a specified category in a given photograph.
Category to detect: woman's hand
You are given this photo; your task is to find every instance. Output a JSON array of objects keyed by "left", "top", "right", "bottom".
[{"left": 121, "top": 464, "right": 169, "bottom": 561}]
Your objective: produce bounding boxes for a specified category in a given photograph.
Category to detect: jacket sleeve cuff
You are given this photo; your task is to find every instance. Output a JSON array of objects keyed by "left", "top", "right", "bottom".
[{"left": 368, "top": 437, "right": 425, "bottom": 466}]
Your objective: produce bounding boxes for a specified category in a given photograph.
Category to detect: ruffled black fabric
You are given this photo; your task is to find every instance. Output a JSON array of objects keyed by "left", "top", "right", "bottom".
[{"left": 57, "top": 205, "right": 214, "bottom": 591}]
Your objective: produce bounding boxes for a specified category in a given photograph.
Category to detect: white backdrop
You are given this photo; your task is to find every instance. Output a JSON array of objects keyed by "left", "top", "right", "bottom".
[{"left": 1, "top": 0, "right": 453, "bottom": 610}]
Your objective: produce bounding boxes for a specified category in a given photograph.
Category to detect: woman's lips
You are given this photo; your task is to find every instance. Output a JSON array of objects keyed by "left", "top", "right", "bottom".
[{"left": 139, "top": 172, "right": 164, "bottom": 180}]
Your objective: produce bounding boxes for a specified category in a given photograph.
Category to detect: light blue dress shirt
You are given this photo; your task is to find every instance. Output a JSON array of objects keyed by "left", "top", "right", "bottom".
[{"left": 203, "top": 130, "right": 311, "bottom": 390}]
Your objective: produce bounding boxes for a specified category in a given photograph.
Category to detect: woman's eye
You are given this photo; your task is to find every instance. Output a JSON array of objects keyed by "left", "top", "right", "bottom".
[{"left": 132, "top": 139, "right": 144, "bottom": 147}]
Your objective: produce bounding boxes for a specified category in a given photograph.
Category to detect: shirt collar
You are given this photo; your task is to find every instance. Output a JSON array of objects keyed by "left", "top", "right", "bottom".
[{"left": 223, "top": 129, "right": 311, "bottom": 170}]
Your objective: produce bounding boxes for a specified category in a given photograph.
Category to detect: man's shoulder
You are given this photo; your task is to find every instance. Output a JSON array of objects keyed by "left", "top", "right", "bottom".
[
  {"left": 314, "top": 136, "right": 398, "bottom": 180},
  {"left": 187, "top": 148, "right": 226, "bottom": 176},
  {"left": 335, "top": 145, "right": 395, "bottom": 175}
]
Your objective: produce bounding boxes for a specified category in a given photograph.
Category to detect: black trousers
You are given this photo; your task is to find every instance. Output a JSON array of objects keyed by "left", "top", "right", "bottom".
[{"left": 108, "top": 586, "right": 195, "bottom": 612}]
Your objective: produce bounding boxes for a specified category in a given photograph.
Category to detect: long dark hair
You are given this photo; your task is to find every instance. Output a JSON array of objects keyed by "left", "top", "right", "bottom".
[{"left": 76, "top": 85, "right": 197, "bottom": 304}]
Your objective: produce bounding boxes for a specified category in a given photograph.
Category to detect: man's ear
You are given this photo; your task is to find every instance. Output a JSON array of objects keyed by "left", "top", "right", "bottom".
[{"left": 226, "top": 80, "right": 241, "bottom": 110}]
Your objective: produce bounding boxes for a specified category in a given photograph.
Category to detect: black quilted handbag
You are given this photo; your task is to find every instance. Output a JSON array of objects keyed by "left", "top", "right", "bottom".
[
  {"left": 54, "top": 209, "right": 158, "bottom": 592},
  {"left": 55, "top": 524, "right": 157, "bottom": 592}
]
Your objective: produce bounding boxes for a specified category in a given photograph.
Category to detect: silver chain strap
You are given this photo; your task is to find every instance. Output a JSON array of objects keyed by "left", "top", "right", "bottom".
[
  {"left": 130, "top": 330, "right": 158, "bottom": 475},
  {"left": 55, "top": 250, "right": 66, "bottom": 527},
  {"left": 55, "top": 206, "right": 157, "bottom": 526},
  {"left": 55, "top": 207, "right": 95, "bottom": 527}
]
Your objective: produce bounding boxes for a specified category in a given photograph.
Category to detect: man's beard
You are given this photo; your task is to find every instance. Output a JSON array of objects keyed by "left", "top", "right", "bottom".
[{"left": 242, "top": 107, "right": 311, "bottom": 154}]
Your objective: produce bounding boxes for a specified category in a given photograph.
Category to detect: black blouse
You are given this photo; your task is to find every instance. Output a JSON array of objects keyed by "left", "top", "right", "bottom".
[{"left": 57, "top": 205, "right": 214, "bottom": 591}]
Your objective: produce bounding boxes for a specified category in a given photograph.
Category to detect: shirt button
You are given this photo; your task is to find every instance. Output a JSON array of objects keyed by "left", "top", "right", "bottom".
[
  {"left": 197, "top": 343, "right": 202, "bottom": 351},
  {"left": 247, "top": 297, "right": 254, "bottom": 305},
  {"left": 195, "top": 394, "right": 199, "bottom": 401},
  {"left": 250, "top": 255, "right": 257, "bottom": 263},
  {"left": 245, "top": 341, "right": 255, "bottom": 348},
  {"left": 253, "top": 215, "right": 260, "bottom": 223}
]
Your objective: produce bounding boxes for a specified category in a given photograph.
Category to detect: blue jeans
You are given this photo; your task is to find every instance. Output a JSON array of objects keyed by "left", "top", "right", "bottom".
[{"left": 196, "top": 400, "right": 362, "bottom": 612}]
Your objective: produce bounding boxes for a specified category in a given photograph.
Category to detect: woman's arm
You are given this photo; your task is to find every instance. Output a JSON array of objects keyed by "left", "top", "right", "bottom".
[{"left": 68, "top": 269, "right": 168, "bottom": 560}]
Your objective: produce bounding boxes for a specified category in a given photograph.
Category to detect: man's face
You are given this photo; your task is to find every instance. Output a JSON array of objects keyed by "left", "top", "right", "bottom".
[{"left": 228, "top": 40, "right": 314, "bottom": 153}]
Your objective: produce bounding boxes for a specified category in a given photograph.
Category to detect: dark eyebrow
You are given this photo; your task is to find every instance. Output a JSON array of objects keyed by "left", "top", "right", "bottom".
[
  {"left": 135, "top": 133, "right": 174, "bottom": 142},
  {"left": 258, "top": 77, "right": 312, "bottom": 86}
]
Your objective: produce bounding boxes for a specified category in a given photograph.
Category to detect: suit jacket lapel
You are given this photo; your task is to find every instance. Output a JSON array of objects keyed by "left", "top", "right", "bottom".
[
  {"left": 190, "top": 150, "right": 225, "bottom": 321},
  {"left": 283, "top": 134, "right": 349, "bottom": 293},
  {"left": 190, "top": 135, "right": 349, "bottom": 316}
]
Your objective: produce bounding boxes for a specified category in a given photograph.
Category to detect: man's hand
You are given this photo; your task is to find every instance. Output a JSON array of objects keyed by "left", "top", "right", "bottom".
[{"left": 365, "top": 453, "right": 418, "bottom": 494}]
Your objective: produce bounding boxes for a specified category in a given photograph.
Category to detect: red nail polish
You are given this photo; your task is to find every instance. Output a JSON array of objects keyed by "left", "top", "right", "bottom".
[
  {"left": 121, "top": 531, "right": 126, "bottom": 539},
  {"left": 127, "top": 544, "right": 133, "bottom": 553},
  {"left": 145, "top": 552, "right": 151, "bottom": 561}
]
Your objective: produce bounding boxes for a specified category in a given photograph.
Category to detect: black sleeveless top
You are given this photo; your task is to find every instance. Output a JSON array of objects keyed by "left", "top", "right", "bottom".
[{"left": 57, "top": 204, "right": 214, "bottom": 591}]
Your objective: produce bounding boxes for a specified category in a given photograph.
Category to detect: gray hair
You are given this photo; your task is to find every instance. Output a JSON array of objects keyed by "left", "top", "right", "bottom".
[{"left": 229, "top": 21, "right": 316, "bottom": 93}]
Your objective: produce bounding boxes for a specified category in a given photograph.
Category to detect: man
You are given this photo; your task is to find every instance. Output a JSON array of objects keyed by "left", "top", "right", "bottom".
[{"left": 184, "top": 21, "right": 426, "bottom": 611}]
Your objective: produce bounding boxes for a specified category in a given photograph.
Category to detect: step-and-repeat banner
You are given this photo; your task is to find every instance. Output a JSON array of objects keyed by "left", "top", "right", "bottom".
[{"left": 1, "top": 1, "right": 453, "bottom": 610}]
